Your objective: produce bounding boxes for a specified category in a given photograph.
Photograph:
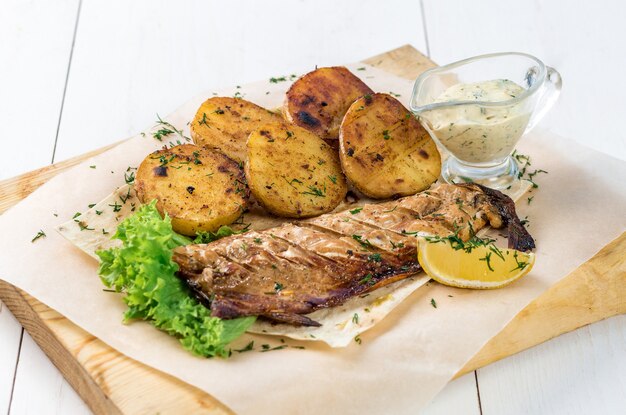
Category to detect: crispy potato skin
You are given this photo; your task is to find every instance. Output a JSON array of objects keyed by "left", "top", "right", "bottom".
[
  {"left": 135, "top": 144, "right": 248, "bottom": 235},
  {"left": 245, "top": 122, "right": 347, "bottom": 218},
  {"left": 283, "top": 67, "right": 373, "bottom": 139},
  {"left": 339, "top": 93, "right": 441, "bottom": 199},
  {"left": 190, "top": 97, "right": 282, "bottom": 163}
]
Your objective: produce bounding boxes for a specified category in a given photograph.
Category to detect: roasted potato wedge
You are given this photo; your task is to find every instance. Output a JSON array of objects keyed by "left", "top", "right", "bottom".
[
  {"left": 245, "top": 122, "right": 347, "bottom": 218},
  {"left": 135, "top": 144, "right": 248, "bottom": 236},
  {"left": 339, "top": 93, "right": 441, "bottom": 199},
  {"left": 283, "top": 66, "right": 373, "bottom": 139},
  {"left": 191, "top": 97, "right": 282, "bottom": 163}
]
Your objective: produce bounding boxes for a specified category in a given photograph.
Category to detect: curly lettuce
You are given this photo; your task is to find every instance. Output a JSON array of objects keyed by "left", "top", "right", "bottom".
[
  {"left": 193, "top": 224, "right": 249, "bottom": 244},
  {"left": 96, "top": 201, "right": 255, "bottom": 358}
]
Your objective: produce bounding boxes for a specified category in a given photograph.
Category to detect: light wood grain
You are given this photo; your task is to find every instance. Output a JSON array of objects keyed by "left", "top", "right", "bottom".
[
  {"left": 0, "top": 0, "right": 80, "bottom": 180},
  {"left": 0, "top": 301, "right": 21, "bottom": 414},
  {"left": 10, "top": 332, "right": 89, "bottom": 415},
  {"left": 0, "top": 140, "right": 123, "bottom": 214},
  {"left": 0, "top": 44, "right": 624, "bottom": 414},
  {"left": 421, "top": 373, "right": 481, "bottom": 415},
  {"left": 0, "top": 283, "right": 232, "bottom": 415},
  {"left": 52, "top": 0, "right": 427, "bottom": 163},
  {"left": 478, "top": 315, "right": 626, "bottom": 414},
  {"left": 0, "top": 0, "right": 82, "bottom": 412}
]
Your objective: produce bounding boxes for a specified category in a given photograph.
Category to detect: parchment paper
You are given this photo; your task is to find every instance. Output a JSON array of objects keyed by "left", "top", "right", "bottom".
[{"left": 1, "top": 63, "right": 625, "bottom": 414}]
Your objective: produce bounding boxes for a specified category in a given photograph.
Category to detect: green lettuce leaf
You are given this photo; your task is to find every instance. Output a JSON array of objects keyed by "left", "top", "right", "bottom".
[
  {"left": 96, "top": 201, "right": 255, "bottom": 358},
  {"left": 193, "top": 225, "right": 249, "bottom": 244}
]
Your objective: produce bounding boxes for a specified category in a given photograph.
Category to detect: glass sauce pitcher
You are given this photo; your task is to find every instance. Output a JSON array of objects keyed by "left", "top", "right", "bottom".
[{"left": 410, "top": 52, "right": 562, "bottom": 189}]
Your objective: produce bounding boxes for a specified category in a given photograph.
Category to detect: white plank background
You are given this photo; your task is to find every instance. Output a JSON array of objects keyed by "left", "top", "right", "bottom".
[{"left": 1, "top": 0, "right": 625, "bottom": 414}]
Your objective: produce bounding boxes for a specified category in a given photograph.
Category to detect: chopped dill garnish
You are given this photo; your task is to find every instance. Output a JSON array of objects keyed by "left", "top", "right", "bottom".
[
  {"left": 301, "top": 184, "right": 325, "bottom": 197},
  {"left": 390, "top": 241, "right": 404, "bottom": 249},
  {"left": 352, "top": 234, "right": 374, "bottom": 250},
  {"left": 78, "top": 221, "right": 94, "bottom": 231},
  {"left": 510, "top": 251, "right": 530, "bottom": 272},
  {"left": 31, "top": 230, "right": 46, "bottom": 243},
  {"left": 367, "top": 253, "right": 382, "bottom": 262},
  {"left": 124, "top": 170, "right": 136, "bottom": 184},
  {"left": 109, "top": 201, "right": 122, "bottom": 212},
  {"left": 154, "top": 114, "right": 191, "bottom": 142},
  {"left": 234, "top": 341, "right": 254, "bottom": 353},
  {"left": 479, "top": 252, "right": 494, "bottom": 271},
  {"left": 260, "top": 344, "right": 288, "bottom": 352},
  {"left": 359, "top": 273, "right": 374, "bottom": 285}
]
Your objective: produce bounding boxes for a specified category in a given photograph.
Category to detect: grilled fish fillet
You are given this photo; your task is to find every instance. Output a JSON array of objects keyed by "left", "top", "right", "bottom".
[{"left": 173, "top": 184, "right": 534, "bottom": 326}]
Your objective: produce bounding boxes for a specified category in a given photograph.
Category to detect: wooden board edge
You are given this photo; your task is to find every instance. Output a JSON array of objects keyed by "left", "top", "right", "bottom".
[
  {"left": 0, "top": 281, "right": 122, "bottom": 415},
  {"left": 362, "top": 43, "right": 436, "bottom": 78},
  {"left": 0, "top": 281, "right": 233, "bottom": 415},
  {"left": 0, "top": 139, "right": 125, "bottom": 215}
]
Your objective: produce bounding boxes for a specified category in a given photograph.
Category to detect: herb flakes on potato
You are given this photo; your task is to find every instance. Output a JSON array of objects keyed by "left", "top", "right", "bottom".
[
  {"left": 245, "top": 123, "right": 347, "bottom": 218},
  {"left": 283, "top": 67, "right": 373, "bottom": 139},
  {"left": 339, "top": 93, "right": 441, "bottom": 199},
  {"left": 135, "top": 144, "right": 248, "bottom": 236},
  {"left": 191, "top": 97, "right": 282, "bottom": 163}
]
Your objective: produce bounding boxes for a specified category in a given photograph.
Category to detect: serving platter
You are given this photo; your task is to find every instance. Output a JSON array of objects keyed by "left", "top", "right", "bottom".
[{"left": 0, "top": 45, "right": 624, "bottom": 415}]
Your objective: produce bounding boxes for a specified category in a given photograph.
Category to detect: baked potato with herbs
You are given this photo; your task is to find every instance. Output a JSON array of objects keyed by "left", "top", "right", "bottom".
[
  {"left": 339, "top": 93, "right": 441, "bottom": 199},
  {"left": 191, "top": 97, "right": 282, "bottom": 163},
  {"left": 245, "top": 122, "right": 347, "bottom": 218},
  {"left": 283, "top": 67, "right": 373, "bottom": 139},
  {"left": 135, "top": 144, "right": 248, "bottom": 235}
]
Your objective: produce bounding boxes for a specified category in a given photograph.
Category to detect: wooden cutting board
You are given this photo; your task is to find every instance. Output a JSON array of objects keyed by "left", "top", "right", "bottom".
[{"left": 0, "top": 45, "right": 624, "bottom": 415}]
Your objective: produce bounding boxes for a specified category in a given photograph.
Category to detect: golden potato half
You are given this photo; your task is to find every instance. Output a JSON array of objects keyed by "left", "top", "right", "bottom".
[
  {"left": 339, "top": 93, "right": 441, "bottom": 199},
  {"left": 283, "top": 66, "right": 373, "bottom": 139},
  {"left": 135, "top": 144, "right": 248, "bottom": 236},
  {"left": 245, "top": 123, "right": 347, "bottom": 218},
  {"left": 190, "top": 97, "right": 282, "bottom": 163}
]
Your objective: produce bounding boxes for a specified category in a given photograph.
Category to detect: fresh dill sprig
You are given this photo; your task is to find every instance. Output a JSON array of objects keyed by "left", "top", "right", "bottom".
[{"left": 153, "top": 114, "right": 191, "bottom": 142}]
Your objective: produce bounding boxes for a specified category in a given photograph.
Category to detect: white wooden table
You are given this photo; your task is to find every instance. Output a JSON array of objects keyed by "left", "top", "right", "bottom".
[{"left": 1, "top": 1, "right": 625, "bottom": 413}]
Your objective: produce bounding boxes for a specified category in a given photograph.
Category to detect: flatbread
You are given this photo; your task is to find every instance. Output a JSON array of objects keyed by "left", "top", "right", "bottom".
[
  {"left": 57, "top": 184, "right": 137, "bottom": 259},
  {"left": 247, "top": 275, "right": 429, "bottom": 347}
]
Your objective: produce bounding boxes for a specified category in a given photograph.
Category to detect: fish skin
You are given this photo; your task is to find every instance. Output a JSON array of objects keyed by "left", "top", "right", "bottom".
[{"left": 173, "top": 184, "right": 534, "bottom": 326}]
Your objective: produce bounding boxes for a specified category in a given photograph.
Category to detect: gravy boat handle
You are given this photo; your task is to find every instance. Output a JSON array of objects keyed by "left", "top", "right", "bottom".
[{"left": 525, "top": 66, "right": 562, "bottom": 132}]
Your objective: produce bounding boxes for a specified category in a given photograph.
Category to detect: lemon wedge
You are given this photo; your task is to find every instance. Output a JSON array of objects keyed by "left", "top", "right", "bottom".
[{"left": 417, "top": 236, "right": 535, "bottom": 289}]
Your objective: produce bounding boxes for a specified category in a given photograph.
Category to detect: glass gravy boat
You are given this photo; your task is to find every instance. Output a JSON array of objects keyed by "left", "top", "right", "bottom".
[{"left": 410, "top": 52, "right": 561, "bottom": 189}]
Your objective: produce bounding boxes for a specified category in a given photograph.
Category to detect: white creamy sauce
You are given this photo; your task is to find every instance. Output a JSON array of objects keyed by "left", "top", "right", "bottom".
[{"left": 421, "top": 79, "right": 531, "bottom": 164}]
